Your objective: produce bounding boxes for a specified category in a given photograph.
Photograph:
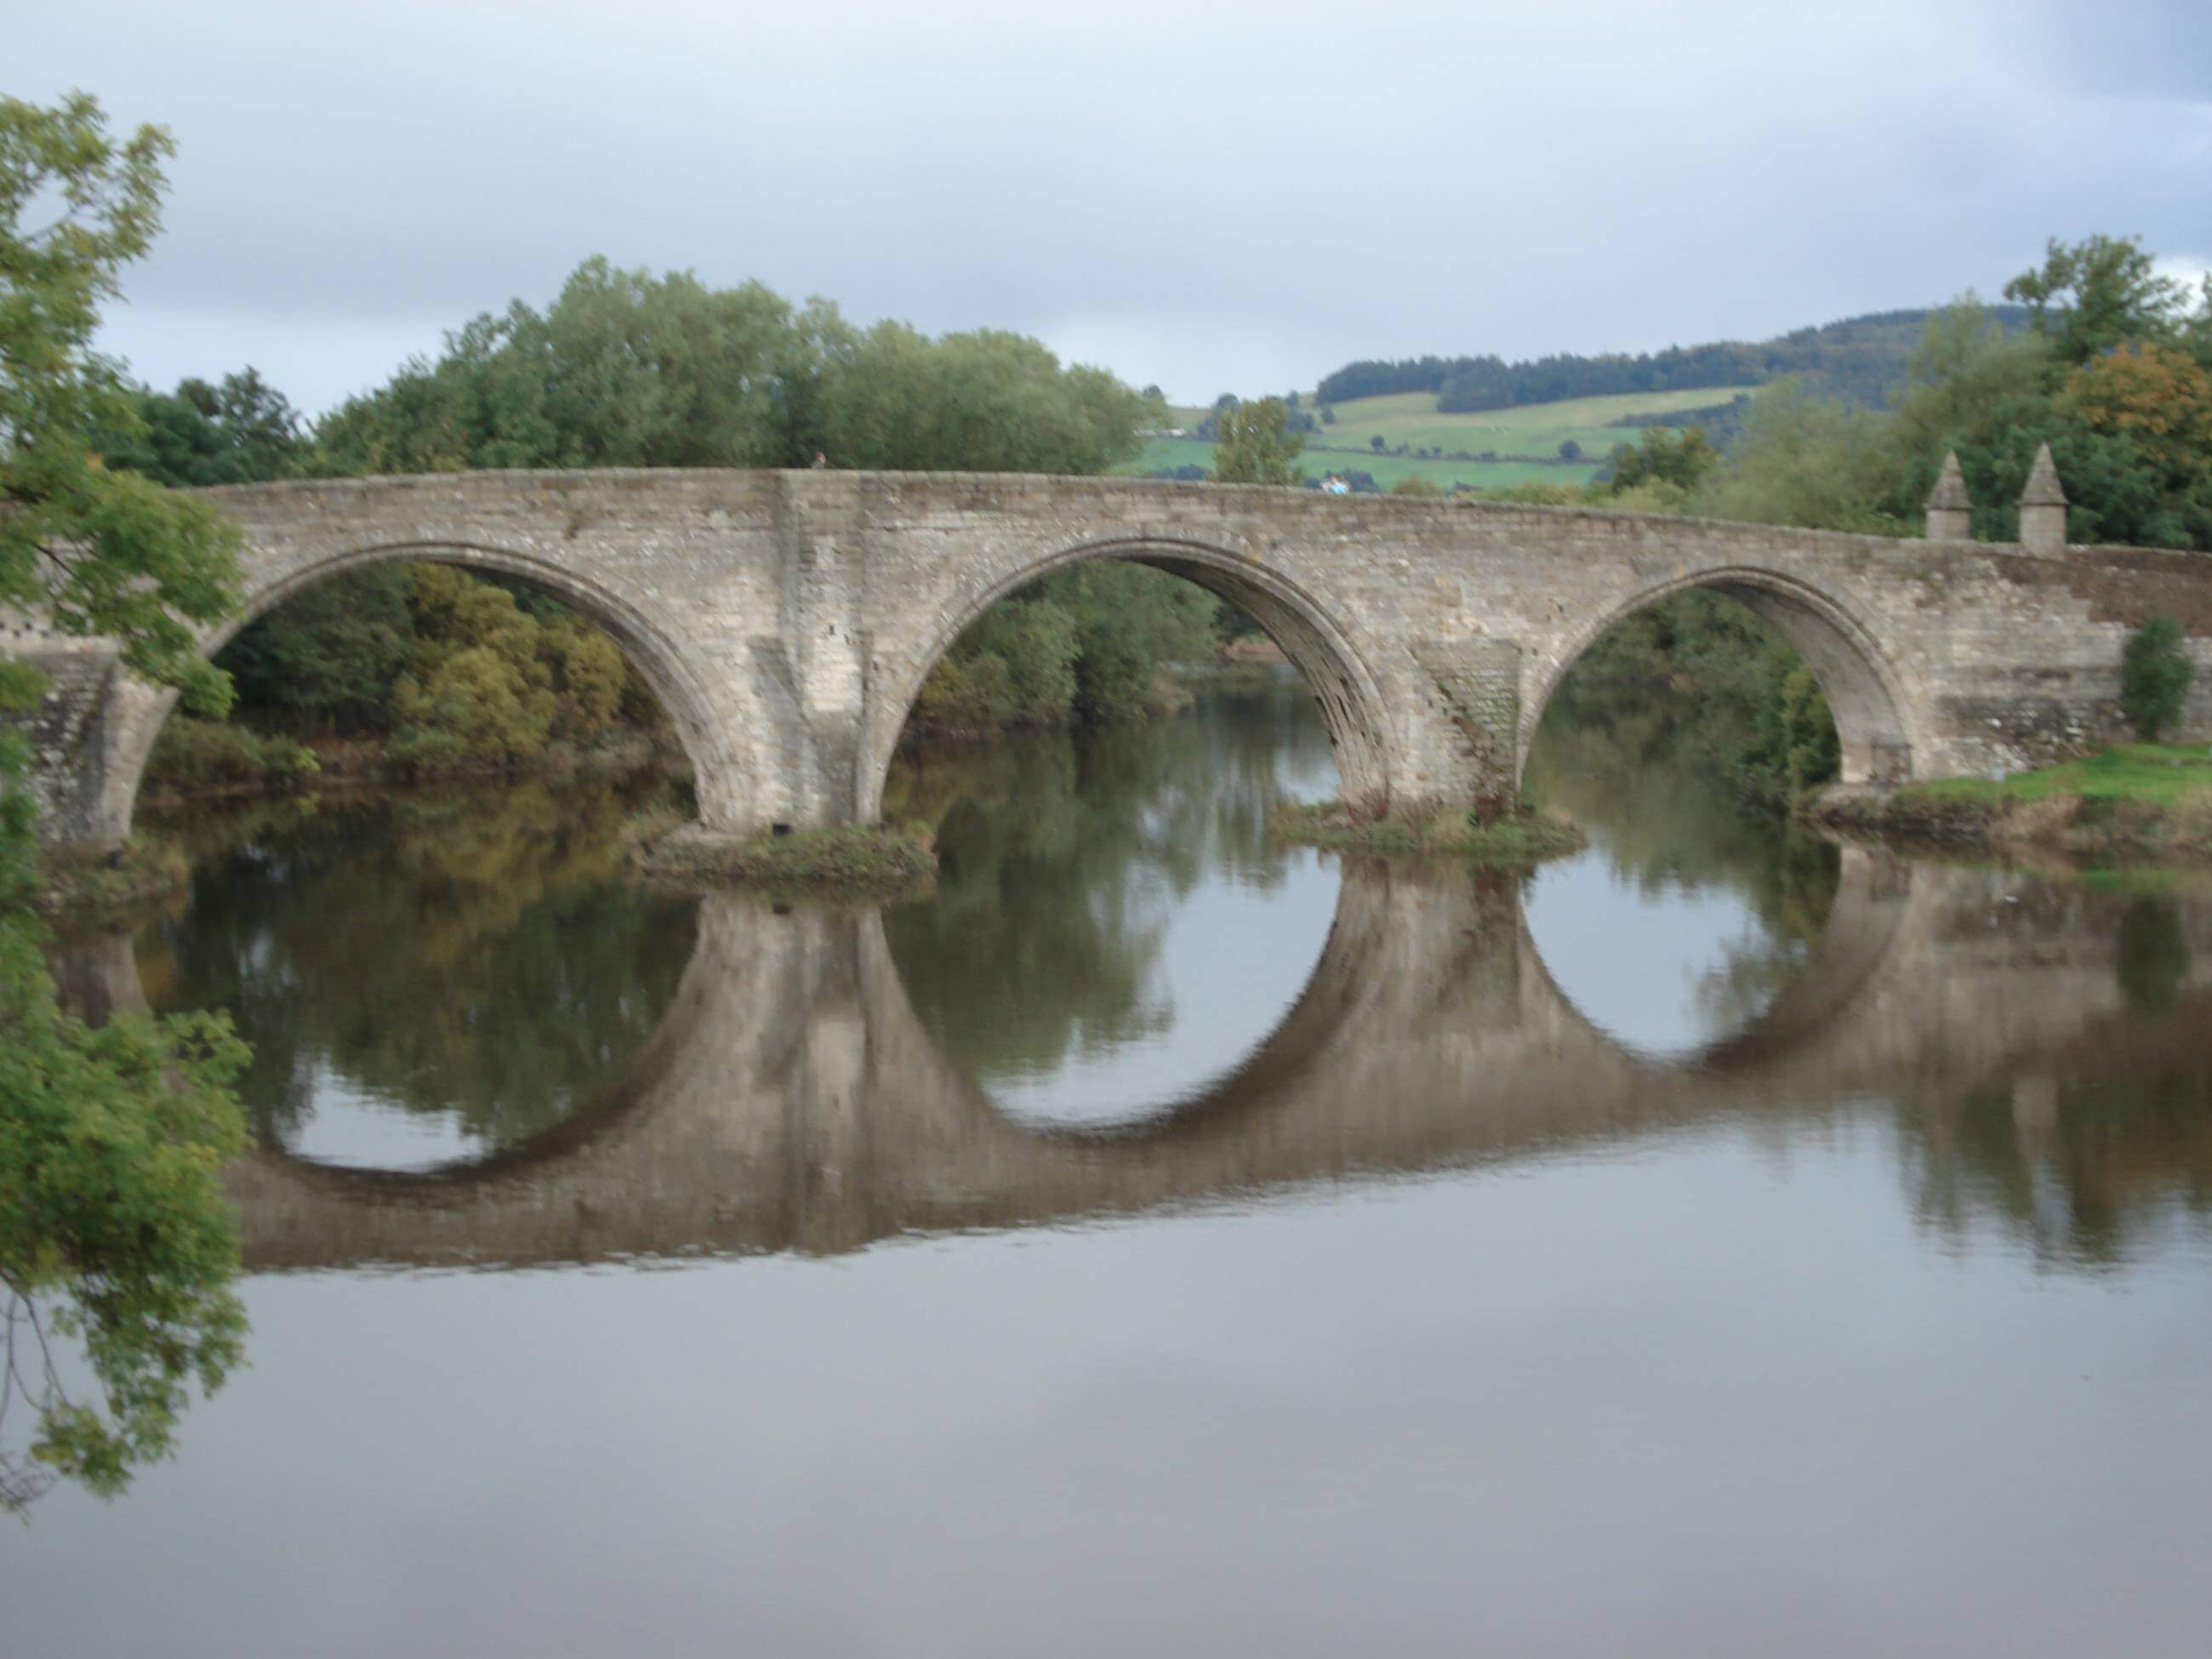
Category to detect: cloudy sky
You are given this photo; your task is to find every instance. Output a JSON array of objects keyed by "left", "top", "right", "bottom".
[{"left": 14, "top": 1, "right": 2211, "bottom": 413}]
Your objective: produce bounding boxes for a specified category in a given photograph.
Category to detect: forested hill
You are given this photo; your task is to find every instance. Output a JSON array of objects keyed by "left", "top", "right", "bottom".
[{"left": 1315, "top": 306, "right": 2034, "bottom": 413}]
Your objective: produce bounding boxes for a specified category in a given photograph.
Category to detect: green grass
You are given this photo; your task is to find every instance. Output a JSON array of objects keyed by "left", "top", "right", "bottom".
[
  {"left": 1123, "top": 436, "right": 1596, "bottom": 492},
  {"left": 1897, "top": 743, "right": 2212, "bottom": 809},
  {"left": 1302, "top": 385, "right": 1760, "bottom": 459},
  {"left": 633, "top": 821, "right": 938, "bottom": 895},
  {"left": 1820, "top": 742, "right": 2212, "bottom": 864},
  {"left": 1132, "top": 384, "right": 1758, "bottom": 491}
]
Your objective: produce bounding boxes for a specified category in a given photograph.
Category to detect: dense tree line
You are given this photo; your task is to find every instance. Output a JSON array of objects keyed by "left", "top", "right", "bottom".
[{"left": 1314, "top": 305, "right": 2032, "bottom": 413}]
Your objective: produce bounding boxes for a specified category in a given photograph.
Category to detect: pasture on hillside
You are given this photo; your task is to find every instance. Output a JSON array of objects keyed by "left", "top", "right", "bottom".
[
  {"left": 1121, "top": 437, "right": 1597, "bottom": 492},
  {"left": 1306, "top": 385, "right": 1760, "bottom": 458},
  {"left": 1138, "top": 385, "right": 1757, "bottom": 489}
]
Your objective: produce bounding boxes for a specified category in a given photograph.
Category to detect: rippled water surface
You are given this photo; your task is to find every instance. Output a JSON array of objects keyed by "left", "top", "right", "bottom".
[{"left": 15, "top": 673, "right": 2212, "bottom": 1658}]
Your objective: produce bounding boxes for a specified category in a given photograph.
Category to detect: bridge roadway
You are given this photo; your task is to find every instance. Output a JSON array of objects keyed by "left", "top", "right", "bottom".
[
  {"left": 15, "top": 469, "right": 2212, "bottom": 847},
  {"left": 53, "top": 852, "right": 2207, "bottom": 1271}
]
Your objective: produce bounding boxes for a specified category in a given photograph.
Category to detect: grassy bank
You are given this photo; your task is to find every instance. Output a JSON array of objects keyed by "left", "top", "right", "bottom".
[
  {"left": 631, "top": 821, "right": 938, "bottom": 897},
  {"left": 1271, "top": 800, "right": 1587, "bottom": 864},
  {"left": 1817, "top": 744, "right": 2212, "bottom": 860}
]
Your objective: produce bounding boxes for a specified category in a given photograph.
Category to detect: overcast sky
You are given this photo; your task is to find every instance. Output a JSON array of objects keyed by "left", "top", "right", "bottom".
[{"left": 14, "top": 0, "right": 2211, "bottom": 413}]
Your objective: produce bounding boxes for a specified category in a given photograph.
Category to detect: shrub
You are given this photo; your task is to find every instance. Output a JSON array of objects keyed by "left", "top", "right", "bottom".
[
  {"left": 145, "top": 717, "right": 320, "bottom": 793},
  {"left": 2120, "top": 614, "right": 2193, "bottom": 739}
]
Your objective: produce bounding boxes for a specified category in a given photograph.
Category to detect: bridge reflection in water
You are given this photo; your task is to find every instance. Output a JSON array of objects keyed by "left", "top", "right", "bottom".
[{"left": 54, "top": 849, "right": 2201, "bottom": 1274}]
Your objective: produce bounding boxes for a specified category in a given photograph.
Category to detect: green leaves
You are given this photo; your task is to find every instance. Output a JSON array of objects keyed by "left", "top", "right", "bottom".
[
  {"left": 2121, "top": 616, "right": 2193, "bottom": 742},
  {"left": 1, "top": 93, "right": 243, "bottom": 714},
  {"left": 314, "top": 260, "right": 1149, "bottom": 478},
  {"left": 1211, "top": 397, "right": 1305, "bottom": 486},
  {"left": 3, "top": 91, "right": 255, "bottom": 1514}
]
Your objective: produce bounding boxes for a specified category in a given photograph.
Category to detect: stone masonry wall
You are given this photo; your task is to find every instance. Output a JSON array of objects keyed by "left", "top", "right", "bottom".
[{"left": 11, "top": 468, "right": 2212, "bottom": 847}]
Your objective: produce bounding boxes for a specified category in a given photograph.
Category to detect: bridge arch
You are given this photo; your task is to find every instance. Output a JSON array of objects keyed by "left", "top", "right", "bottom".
[
  {"left": 1523, "top": 565, "right": 1917, "bottom": 788},
  {"left": 857, "top": 533, "right": 1399, "bottom": 822},
  {"left": 98, "top": 539, "right": 738, "bottom": 842}
]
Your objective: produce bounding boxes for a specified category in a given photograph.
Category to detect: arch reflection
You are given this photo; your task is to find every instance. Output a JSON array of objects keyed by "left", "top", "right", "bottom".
[
  {"left": 881, "top": 673, "right": 1342, "bottom": 1133},
  {"left": 52, "top": 849, "right": 2212, "bottom": 1274}
]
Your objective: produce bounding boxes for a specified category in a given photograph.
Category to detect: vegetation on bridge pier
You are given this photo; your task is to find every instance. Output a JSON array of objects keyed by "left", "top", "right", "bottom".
[{"left": 1268, "top": 800, "right": 1586, "bottom": 864}]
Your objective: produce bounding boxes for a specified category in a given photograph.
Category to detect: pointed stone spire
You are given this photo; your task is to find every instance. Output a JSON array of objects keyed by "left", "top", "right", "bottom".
[
  {"left": 1924, "top": 449, "right": 1973, "bottom": 541},
  {"left": 2018, "top": 442, "right": 2068, "bottom": 553}
]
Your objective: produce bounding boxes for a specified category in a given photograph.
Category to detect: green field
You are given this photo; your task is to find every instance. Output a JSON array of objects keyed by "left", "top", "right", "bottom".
[
  {"left": 1900, "top": 744, "right": 2212, "bottom": 809},
  {"left": 1137, "top": 384, "right": 1758, "bottom": 490},
  {"left": 1305, "top": 385, "right": 1759, "bottom": 457},
  {"left": 1123, "top": 436, "right": 1599, "bottom": 492}
]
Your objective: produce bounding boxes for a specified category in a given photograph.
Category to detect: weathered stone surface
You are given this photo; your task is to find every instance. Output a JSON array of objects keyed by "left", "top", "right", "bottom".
[
  {"left": 13, "top": 467, "right": 2212, "bottom": 847},
  {"left": 1924, "top": 449, "right": 1973, "bottom": 543},
  {"left": 2020, "top": 440, "right": 2070, "bottom": 555}
]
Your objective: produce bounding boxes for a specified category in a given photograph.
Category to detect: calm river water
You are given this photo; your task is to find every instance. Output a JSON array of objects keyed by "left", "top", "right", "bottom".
[{"left": 14, "top": 672, "right": 2212, "bottom": 1656}]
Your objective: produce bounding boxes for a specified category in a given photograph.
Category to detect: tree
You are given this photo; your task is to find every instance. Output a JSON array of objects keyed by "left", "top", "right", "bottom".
[
  {"left": 2062, "top": 341, "right": 2212, "bottom": 483},
  {"left": 1320, "top": 406, "right": 1336, "bottom": 426},
  {"left": 98, "top": 368, "right": 307, "bottom": 487},
  {"left": 1558, "top": 438, "right": 1582, "bottom": 461},
  {"left": 2004, "top": 235, "right": 2192, "bottom": 367},
  {"left": 1, "top": 91, "right": 251, "bottom": 1514},
  {"left": 2120, "top": 615, "right": 2192, "bottom": 740},
  {"left": 1211, "top": 397, "right": 1305, "bottom": 485},
  {"left": 1605, "top": 426, "right": 1718, "bottom": 495},
  {"left": 1370, "top": 434, "right": 1386, "bottom": 452}
]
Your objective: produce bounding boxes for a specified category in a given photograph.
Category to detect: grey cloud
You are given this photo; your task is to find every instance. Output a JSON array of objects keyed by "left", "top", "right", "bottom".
[{"left": 14, "top": 0, "right": 2208, "bottom": 410}]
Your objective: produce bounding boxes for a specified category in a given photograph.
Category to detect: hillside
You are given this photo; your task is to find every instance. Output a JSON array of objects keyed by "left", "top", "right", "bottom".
[
  {"left": 1314, "top": 305, "right": 2032, "bottom": 415},
  {"left": 1130, "top": 305, "right": 2035, "bottom": 491},
  {"left": 1127, "top": 384, "right": 1753, "bottom": 491}
]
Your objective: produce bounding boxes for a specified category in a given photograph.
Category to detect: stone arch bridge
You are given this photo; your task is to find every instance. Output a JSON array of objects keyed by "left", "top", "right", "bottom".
[{"left": 15, "top": 467, "right": 2212, "bottom": 847}]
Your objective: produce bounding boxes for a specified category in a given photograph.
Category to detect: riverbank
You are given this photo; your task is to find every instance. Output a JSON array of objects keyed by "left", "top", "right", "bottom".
[
  {"left": 1816, "top": 743, "right": 2212, "bottom": 861},
  {"left": 1271, "top": 800, "right": 1587, "bottom": 864}
]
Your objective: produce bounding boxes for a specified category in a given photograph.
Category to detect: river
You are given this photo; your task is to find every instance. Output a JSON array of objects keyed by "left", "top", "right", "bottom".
[{"left": 13, "top": 670, "right": 2212, "bottom": 1656}]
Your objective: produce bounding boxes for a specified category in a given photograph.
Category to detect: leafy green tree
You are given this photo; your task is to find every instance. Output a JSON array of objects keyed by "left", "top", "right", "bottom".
[
  {"left": 816, "top": 323, "right": 1143, "bottom": 474},
  {"left": 1605, "top": 426, "right": 1716, "bottom": 495},
  {"left": 1211, "top": 396, "right": 1305, "bottom": 485},
  {"left": 2120, "top": 615, "right": 2192, "bottom": 740},
  {"left": 219, "top": 565, "right": 414, "bottom": 735},
  {"left": 1, "top": 90, "right": 251, "bottom": 1514},
  {"left": 1370, "top": 434, "right": 1386, "bottom": 452},
  {"left": 1694, "top": 382, "right": 1907, "bottom": 536},
  {"left": 319, "top": 259, "right": 1151, "bottom": 482},
  {"left": 2004, "top": 235, "right": 2193, "bottom": 367},
  {"left": 1558, "top": 438, "right": 1581, "bottom": 461},
  {"left": 98, "top": 369, "right": 307, "bottom": 487}
]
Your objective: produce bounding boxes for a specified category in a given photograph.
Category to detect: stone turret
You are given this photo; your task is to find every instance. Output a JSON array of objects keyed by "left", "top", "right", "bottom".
[
  {"left": 1924, "top": 450, "right": 1973, "bottom": 542},
  {"left": 2019, "top": 442, "right": 2068, "bottom": 554}
]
